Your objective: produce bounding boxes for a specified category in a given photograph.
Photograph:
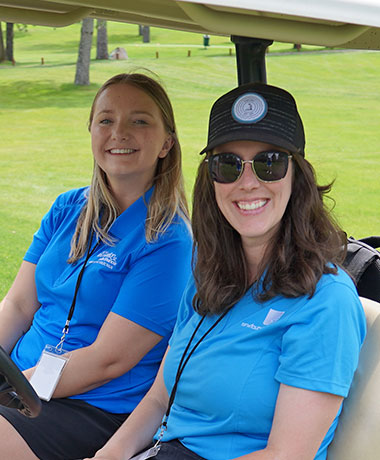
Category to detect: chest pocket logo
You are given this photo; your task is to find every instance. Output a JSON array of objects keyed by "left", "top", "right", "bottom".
[
  {"left": 89, "top": 251, "right": 118, "bottom": 269},
  {"left": 241, "top": 308, "right": 285, "bottom": 331},
  {"left": 263, "top": 309, "right": 285, "bottom": 325}
]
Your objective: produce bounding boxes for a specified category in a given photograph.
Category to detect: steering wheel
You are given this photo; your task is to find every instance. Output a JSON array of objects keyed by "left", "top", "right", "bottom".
[{"left": 0, "top": 346, "right": 41, "bottom": 418}]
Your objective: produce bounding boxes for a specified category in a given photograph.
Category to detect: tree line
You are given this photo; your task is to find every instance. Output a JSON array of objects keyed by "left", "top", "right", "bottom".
[
  {"left": 0, "top": 19, "right": 108, "bottom": 84},
  {"left": 1, "top": 20, "right": 150, "bottom": 86},
  {"left": 75, "top": 19, "right": 150, "bottom": 85}
]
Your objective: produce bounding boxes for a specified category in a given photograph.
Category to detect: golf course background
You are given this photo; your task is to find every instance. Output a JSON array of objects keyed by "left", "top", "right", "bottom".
[{"left": 1, "top": 21, "right": 379, "bottom": 297}]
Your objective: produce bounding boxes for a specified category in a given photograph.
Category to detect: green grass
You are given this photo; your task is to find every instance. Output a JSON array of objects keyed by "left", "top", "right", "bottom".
[{"left": 1, "top": 22, "right": 380, "bottom": 297}]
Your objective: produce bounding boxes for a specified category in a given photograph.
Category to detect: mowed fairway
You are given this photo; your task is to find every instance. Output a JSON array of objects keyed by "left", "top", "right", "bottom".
[{"left": 1, "top": 21, "right": 380, "bottom": 297}]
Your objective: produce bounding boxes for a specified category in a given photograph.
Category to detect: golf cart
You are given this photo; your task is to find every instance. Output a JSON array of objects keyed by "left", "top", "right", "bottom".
[{"left": 0, "top": 1, "right": 380, "bottom": 458}]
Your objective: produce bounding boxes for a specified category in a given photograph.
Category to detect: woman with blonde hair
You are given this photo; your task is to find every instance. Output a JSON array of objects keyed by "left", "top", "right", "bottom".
[{"left": 0, "top": 72, "right": 192, "bottom": 460}]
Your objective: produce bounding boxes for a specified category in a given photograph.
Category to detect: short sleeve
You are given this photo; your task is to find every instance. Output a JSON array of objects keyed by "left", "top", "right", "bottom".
[
  {"left": 23, "top": 188, "right": 87, "bottom": 264},
  {"left": 24, "top": 195, "right": 65, "bottom": 264},
  {"left": 111, "top": 227, "right": 192, "bottom": 337},
  {"left": 276, "top": 280, "right": 366, "bottom": 397}
]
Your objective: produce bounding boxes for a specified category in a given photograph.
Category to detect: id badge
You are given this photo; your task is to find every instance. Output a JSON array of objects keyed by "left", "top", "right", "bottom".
[
  {"left": 130, "top": 445, "right": 161, "bottom": 460},
  {"left": 29, "top": 345, "right": 70, "bottom": 401}
]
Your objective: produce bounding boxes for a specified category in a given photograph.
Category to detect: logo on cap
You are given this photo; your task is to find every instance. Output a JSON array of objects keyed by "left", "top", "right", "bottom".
[{"left": 231, "top": 93, "right": 268, "bottom": 124}]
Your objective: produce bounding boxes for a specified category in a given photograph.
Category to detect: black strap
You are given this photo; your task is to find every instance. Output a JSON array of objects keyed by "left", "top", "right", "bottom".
[
  {"left": 61, "top": 229, "right": 99, "bottom": 337},
  {"left": 345, "top": 236, "right": 380, "bottom": 282},
  {"left": 359, "top": 236, "right": 380, "bottom": 250},
  {"left": 161, "top": 308, "right": 230, "bottom": 433}
]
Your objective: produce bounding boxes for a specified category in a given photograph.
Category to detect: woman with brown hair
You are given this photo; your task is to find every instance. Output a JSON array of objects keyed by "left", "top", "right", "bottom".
[
  {"left": 0, "top": 73, "right": 192, "bottom": 460},
  {"left": 89, "top": 82, "right": 365, "bottom": 460}
]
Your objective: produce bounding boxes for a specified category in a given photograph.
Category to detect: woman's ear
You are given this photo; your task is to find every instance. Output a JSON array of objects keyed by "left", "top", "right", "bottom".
[{"left": 158, "top": 134, "right": 174, "bottom": 158}]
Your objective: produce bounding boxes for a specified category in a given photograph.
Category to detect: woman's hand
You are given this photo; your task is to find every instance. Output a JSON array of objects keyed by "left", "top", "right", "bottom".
[
  {"left": 84, "top": 456, "right": 120, "bottom": 460},
  {"left": 83, "top": 447, "right": 130, "bottom": 460},
  {"left": 84, "top": 453, "right": 122, "bottom": 460},
  {"left": 22, "top": 367, "right": 35, "bottom": 381}
]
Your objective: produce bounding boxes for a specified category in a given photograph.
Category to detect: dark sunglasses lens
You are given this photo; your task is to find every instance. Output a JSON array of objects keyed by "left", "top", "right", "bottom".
[
  {"left": 254, "top": 151, "right": 289, "bottom": 182},
  {"left": 209, "top": 154, "right": 242, "bottom": 183}
]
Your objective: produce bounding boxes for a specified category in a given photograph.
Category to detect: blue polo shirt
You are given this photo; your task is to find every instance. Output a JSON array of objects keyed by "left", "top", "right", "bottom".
[
  {"left": 160, "top": 269, "right": 366, "bottom": 459},
  {"left": 11, "top": 186, "right": 192, "bottom": 414}
]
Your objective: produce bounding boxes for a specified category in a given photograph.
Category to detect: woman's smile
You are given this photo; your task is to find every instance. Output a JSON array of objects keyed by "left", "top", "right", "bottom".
[
  {"left": 107, "top": 148, "right": 137, "bottom": 155},
  {"left": 235, "top": 198, "right": 269, "bottom": 212}
]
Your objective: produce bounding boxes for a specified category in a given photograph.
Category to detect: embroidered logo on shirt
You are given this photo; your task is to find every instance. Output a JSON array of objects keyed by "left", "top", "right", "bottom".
[
  {"left": 263, "top": 309, "right": 285, "bottom": 325},
  {"left": 89, "top": 251, "right": 117, "bottom": 269},
  {"left": 241, "top": 322, "right": 262, "bottom": 331},
  {"left": 241, "top": 309, "right": 285, "bottom": 331}
]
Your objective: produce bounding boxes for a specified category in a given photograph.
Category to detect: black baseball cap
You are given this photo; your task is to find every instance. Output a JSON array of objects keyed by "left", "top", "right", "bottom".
[{"left": 200, "top": 82, "right": 305, "bottom": 156}]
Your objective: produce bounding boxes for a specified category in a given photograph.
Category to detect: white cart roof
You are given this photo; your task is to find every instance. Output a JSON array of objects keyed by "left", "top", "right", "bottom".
[{"left": 1, "top": 0, "right": 380, "bottom": 49}]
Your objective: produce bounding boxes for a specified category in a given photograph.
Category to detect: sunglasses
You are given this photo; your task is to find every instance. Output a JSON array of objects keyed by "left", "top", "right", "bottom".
[{"left": 206, "top": 151, "right": 292, "bottom": 184}]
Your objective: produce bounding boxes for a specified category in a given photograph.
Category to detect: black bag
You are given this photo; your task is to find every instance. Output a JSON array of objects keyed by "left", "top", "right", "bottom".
[{"left": 343, "top": 236, "right": 380, "bottom": 302}]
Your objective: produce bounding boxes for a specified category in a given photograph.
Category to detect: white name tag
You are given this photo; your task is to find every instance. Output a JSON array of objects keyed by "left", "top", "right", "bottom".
[
  {"left": 130, "top": 445, "right": 161, "bottom": 460},
  {"left": 29, "top": 345, "right": 69, "bottom": 401}
]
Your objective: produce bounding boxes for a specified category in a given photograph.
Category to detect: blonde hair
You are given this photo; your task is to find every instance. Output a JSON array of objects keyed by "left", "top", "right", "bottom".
[{"left": 69, "top": 73, "right": 188, "bottom": 262}]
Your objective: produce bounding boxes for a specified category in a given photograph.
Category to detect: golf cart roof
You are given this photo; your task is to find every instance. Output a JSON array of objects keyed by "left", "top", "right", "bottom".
[{"left": 1, "top": 0, "right": 380, "bottom": 50}]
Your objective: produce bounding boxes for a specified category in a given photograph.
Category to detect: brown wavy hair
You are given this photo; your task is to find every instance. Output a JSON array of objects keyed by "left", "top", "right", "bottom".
[
  {"left": 69, "top": 72, "right": 189, "bottom": 263},
  {"left": 191, "top": 152, "right": 346, "bottom": 315}
]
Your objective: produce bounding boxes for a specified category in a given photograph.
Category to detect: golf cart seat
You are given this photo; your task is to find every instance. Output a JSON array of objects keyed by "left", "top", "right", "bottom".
[{"left": 327, "top": 296, "right": 380, "bottom": 459}]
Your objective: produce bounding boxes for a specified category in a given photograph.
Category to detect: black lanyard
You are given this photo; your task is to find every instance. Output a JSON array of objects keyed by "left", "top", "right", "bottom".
[
  {"left": 156, "top": 307, "right": 230, "bottom": 442},
  {"left": 56, "top": 229, "right": 100, "bottom": 351}
]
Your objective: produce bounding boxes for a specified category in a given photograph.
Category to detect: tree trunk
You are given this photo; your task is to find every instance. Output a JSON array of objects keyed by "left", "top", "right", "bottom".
[
  {"left": 6, "top": 22, "right": 14, "bottom": 61},
  {"left": 0, "top": 23, "right": 5, "bottom": 61},
  {"left": 142, "top": 26, "right": 150, "bottom": 43},
  {"left": 96, "top": 19, "right": 108, "bottom": 60},
  {"left": 74, "top": 18, "right": 94, "bottom": 86}
]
